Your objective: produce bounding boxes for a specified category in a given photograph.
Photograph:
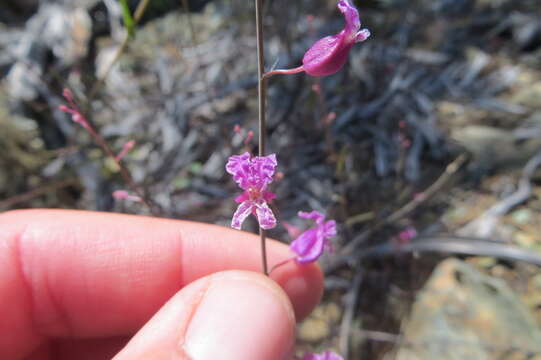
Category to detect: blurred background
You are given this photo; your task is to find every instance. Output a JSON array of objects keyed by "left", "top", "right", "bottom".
[{"left": 1, "top": 0, "right": 541, "bottom": 358}]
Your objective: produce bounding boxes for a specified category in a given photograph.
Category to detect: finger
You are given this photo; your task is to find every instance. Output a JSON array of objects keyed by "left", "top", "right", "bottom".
[
  {"left": 114, "top": 271, "right": 295, "bottom": 360},
  {"left": 0, "top": 209, "right": 322, "bottom": 359},
  {"left": 25, "top": 337, "right": 128, "bottom": 360}
]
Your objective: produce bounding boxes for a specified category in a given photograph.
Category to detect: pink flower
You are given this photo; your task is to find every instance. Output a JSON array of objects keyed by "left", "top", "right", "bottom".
[
  {"left": 303, "top": 0, "right": 370, "bottom": 76},
  {"left": 264, "top": 0, "right": 370, "bottom": 78},
  {"left": 226, "top": 152, "right": 278, "bottom": 230},
  {"left": 302, "top": 350, "right": 344, "bottom": 360},
  {"left": 290, "top": 211, "right": 337, "bottom": 264}
]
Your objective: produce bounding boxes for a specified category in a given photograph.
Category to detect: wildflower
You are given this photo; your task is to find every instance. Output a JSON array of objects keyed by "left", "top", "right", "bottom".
[
  {"left": 290, "top": 210, "right": 337, "bottom": 264},
  {"left": 225, "top": 152, "right": 278, "bottom": 230},
  {"left": 264, "top": 0, "right": 370, "bottom": 78},
  {"left": 302, "top": 350, "right": 344, "bottom": 360},
  {"left": 303, "top": 0, "right": 370, "bottom": 76}
]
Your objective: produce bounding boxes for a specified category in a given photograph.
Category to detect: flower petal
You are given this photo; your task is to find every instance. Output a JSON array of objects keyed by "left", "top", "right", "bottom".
[
  {"left": 254, "top": 201, "right": 277, "bottom": 229},
  {"left": 298, "top": 210, "right": 325, "bottom": 224},
  {"left": 263, "top": 191, "right": 276, "bottom": 202},
  {"left": 302, "top": 34, "right": 352, "bottom": 77},
  {"left": 338, "top": 0, "right": 361, "bottom": 37},
  {"left": 290, "top": 228, "right": 325, "bottom": 264},
  {"left": 324, "top": 220, "right": 337, "bottom": 237},
  {"left": 225, "top": 152, "right": 252, "bottom": 189},
  {"left": 231, "top": 200, "right": 254, "bottom": 230},
  {"left": 234, "top": 192, "right": 250, "bottom": 203},
  {"left": 252, "top": 153, "right": 278, "bottom": 190},
  {"left": 355, "top": 28, "right": 371, "bottom": 43},
  {"left": 226, "top": 152, "right": 277, "bottom": 192}
]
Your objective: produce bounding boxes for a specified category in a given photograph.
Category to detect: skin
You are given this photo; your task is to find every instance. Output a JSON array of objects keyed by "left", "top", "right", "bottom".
[{"left": 0, "top": 209, "right": 324, "bottom": 360}]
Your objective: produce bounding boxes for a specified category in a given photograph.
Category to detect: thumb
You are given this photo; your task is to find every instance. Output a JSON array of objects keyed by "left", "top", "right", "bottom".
[{"left": 114, "top": 270, "right": 296, "bottom": 360}]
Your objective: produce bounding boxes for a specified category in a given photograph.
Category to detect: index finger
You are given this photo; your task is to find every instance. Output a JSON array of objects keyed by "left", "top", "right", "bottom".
[{"left": 0, "top": 209, "right": 323, "bottom": 359}]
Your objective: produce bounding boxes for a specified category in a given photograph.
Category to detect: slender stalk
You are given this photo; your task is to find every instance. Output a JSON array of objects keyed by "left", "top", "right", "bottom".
[
  {"left": 61, "top": 92, "right": 157, "bottom": 216},
  {"left": 255, "top": 0, "right": 268, "bottom": 276},
  {"left": 84, "top": 125, "right": 156, "bottom": 215},
  {"left": 262, "top": 66, "right": 305, "bottom": 80}
]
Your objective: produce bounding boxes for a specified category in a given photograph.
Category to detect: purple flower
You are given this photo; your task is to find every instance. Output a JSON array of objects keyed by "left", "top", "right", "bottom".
[
  {"left": 263, "top": 0, "right": 370, "bottom": 79},
  {"left": 225, "top": 152, "right": 278, "bottom": 230},
  {"left": 303, "top": 0, "right": 370, "bottom": 76},
  {"left": 290, "top": 211, "right": 337, "bottom": 264},
  {"left": 302, "top": 350, "right": 344, "bottom": 360}
]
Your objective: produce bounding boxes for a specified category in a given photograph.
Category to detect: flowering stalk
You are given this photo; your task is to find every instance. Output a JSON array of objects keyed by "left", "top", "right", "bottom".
[
  {"left": 255, "top": 0, "right": 269, "bottom": 275},
  {"left": 60, "top": 89, "right": 157, "bottom": 216}
]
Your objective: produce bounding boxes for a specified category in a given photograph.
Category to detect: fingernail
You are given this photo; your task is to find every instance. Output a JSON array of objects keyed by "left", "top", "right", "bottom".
[{"left": 181, "top": 271, "right": 295, "bottom": 360}]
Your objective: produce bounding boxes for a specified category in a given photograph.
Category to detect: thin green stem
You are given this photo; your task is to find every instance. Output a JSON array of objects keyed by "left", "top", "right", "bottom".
[
  {"left": 255, "top": 0, "right": 268, "bottom": 276},
  {"left": 89, "top": 0, "right": 151, "bottom": 99}
]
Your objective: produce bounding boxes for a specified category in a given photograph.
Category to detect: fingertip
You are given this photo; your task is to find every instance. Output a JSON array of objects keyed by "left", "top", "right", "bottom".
[
  {"left": 116, "top": 271, "right": 296, "bottom": 360},
  {"left": 182, "top": 271, "right": 295, "bottom": 360}
]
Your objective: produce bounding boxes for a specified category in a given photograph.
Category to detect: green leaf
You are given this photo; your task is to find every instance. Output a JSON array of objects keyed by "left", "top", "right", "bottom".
[{"left": 120, "top": 0, "right": 136, "bottom": 38}]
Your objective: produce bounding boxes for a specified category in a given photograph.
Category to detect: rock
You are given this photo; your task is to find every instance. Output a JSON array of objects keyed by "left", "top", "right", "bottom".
[
  {"left": 1, "top": 0, "right": 40, "bottom": 22},
  {"left": 7, "top": 3, "right": 92, "bottom": 101},
  {"left": 450, "top": 125, "right": 541, "bottom": 171},
  {"left": 394, "top": 258, "right": 541, "bottom": 360},
  {"left": 298, "top": 302, "right": 342, "bottom": 343},
  {"left": 511, "top": 82, "right": 541, "bottom": 110}
]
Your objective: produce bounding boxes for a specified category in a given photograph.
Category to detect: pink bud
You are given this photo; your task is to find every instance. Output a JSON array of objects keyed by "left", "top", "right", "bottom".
[
  {"left": 62, "top": 88, "right": 74, "bottom": 103},
  {"left": 244, "top": 130, "right": 254, "bottom": 146},
  {"left": 115, "top": 140, "right": 136, "bottom": 162},
  {"left": 59, "top": 105, "right": 71, "bottom": 113},
  {"left": 112, "top": 190, "right": 129, "bottom": 200},
  {"left": 325, "top": 112, "right": 337, "bottom": 125},
  {"left": 112, "top": 190, "right": 142, "bottom": 202}
]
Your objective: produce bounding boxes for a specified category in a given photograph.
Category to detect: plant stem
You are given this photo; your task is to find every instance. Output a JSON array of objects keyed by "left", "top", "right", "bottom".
[
  {"left": 89, "top": 0, "right": 151, "bottom": 99},
  {"left": 84, "top": 125, "right": 157, "bottom": 215},
  {"left": 262, "top": 66, "right": 305, "bottom": 80},
  {"left": 255, "top": 0, "right": 268, "bottom": 276}
]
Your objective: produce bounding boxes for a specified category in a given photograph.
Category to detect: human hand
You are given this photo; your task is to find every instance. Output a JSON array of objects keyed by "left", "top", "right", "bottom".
[{"left": 0, "top": 210, "right": 323, "bottom": 360}]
